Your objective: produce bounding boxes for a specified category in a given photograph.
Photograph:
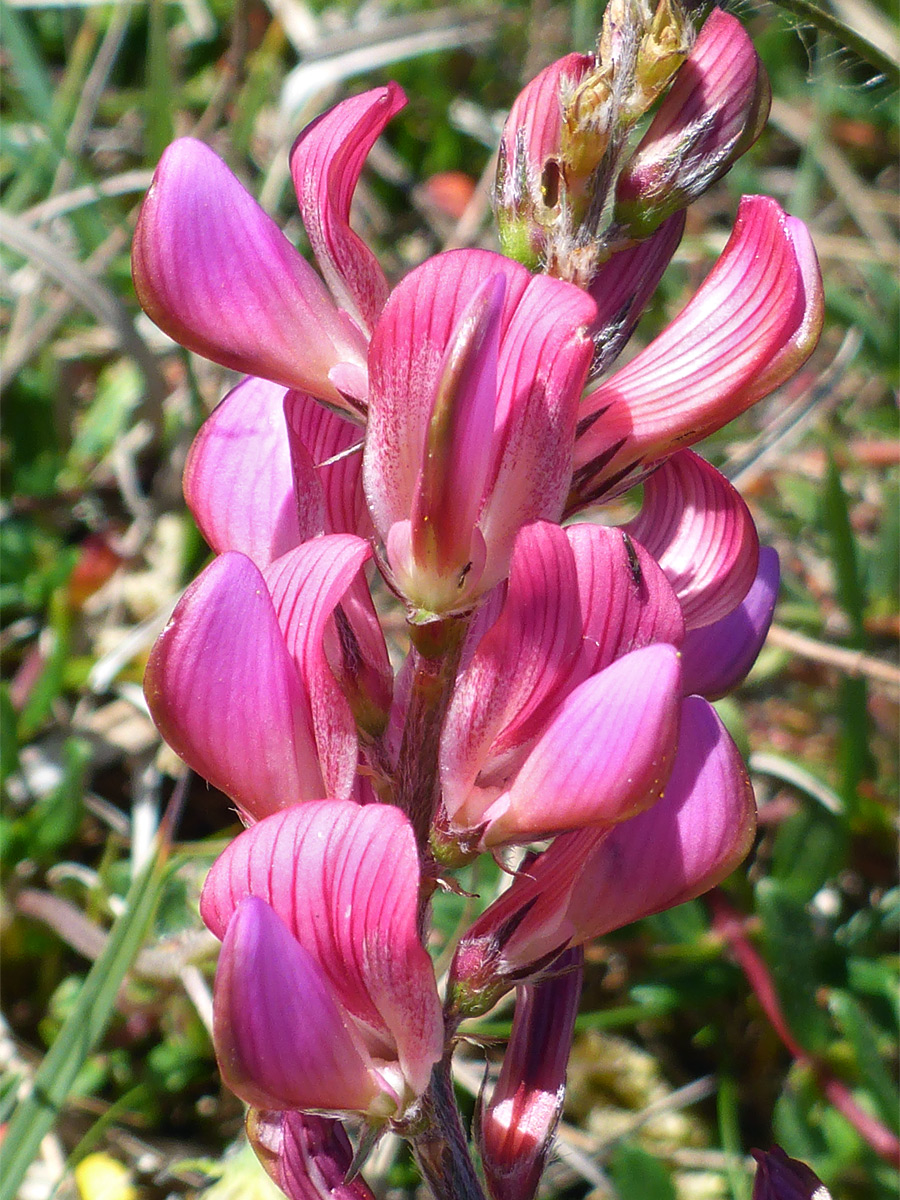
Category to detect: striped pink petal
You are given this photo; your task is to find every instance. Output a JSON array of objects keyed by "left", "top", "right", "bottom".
[
  {"left": 290, "top": 85, "right": 406, "bottom": 336},
  {"left": 623, "top": 451, "right": 759, "bottom": 629},
  {"left": 183, "top": 376, "right": 309, "bottom": 566},
  {"left": 284, "top": 391, "right": 369, "bottom": 537},
  {"left": 681, "top": 545, "right": 780, "bottom": 698},
  {"left": 132, "top": 138, "right": 367, "bottom": 408},
  {"left": 144, "top": 552, "right": 323, "bottom": 821},
  {"left": 200, "top": 802, "right": 444, "bottom": 1100},
  {"left": 213, "top": 896, "right": 378, "bottom": 1112},
  {"left": 248, "top": 1112, "right": 376, "bottom": 1200},
  {"left": 481, "top": 643, "right": 682, "bottom": 844},
  {"left": 573, "top": 196, "right": 824, "bottom": 504}
]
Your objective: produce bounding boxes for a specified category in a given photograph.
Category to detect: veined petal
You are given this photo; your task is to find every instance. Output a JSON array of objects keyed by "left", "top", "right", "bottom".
[
  {"left": 183, "top": 376, "right": 307, "bottom": 566},
  {"left": 681, "top": 545, "right": 779, "bottom": 698},
  {"left": 567, "top": 523, "right": 685, "bottom": 674},
  {"left": 132, "top": 139, "right": 367, "bottom": 406},
  {"left": 249, "top": 1111, "right": 377, "bottom": 1200},
  {"left": 263, "top": 536, "right": 374, "bottom": 799},
  {"left": 481, "top": 643, "right": 682, "bottom": 844},
  {"left": 213, "top": 897, "right": 378, "bottom": 1112},
  {"left": 562, "top": 696, "right": 756, "bottom": 940},
  {"left": 623, "top": 451, "right": 759, "bottom": 628},
  {"left": 144, "top": 552, "right": 324, "bottom": 821},
  {"left": 573, "top": 197, "right": 823, "bottom": 504},
  {"left": 587, "top": 212, "right": 685, "bottom": 377},
  {"left": 441, "top": 522, "right": 585, "bottom": 822},
  {"left": 284, "top": 391, "right": 369, "bottom": 537},
  {"left": 290, "top": 85, "right": 407, "bottom": 335},
  {"left": 616, "top": 9, "right": 770, "bottom": 236},
  {"left": 200, "top": 802, "right": 444, "bottom": 1100}
]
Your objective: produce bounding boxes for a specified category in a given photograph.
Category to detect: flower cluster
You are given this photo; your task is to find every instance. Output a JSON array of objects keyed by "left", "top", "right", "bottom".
[{"left": 134, "top": 4, "right": 823, "bottom": 1196}]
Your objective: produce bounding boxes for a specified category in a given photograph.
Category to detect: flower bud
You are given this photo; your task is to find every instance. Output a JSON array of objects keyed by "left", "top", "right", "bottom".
[{"left": 751, "top": 1147, "right": 832, "bottom": 1200}]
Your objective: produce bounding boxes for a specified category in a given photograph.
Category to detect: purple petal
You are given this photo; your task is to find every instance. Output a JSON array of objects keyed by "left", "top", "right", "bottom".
[
  {"left": 132, "top": 138, "right": 367, "bottom": 407},
  {"left": 200, "top": 802, "right": 444, "bottom": 1098},
  {"left": 183, "top": 376, "right": 307, "bottom": 566},
  {"left": 751, "top": 1147, "right": 833, "bottom": 1200},
  {"left": 144, "top": 553, "right": 323, "bottom": 821},
  {"left": 213, "top": 897, "right": 378, "bottom": 1112},
  {"left": 624, "top": 450, "right": 759, "bottom": 629},
  {"left": 483, "top": 643, "right": 682, "bottom": 844},
  {"left": 249, "top": 1112, "right": 376, "bottom": 1200},
  {"left": 681, "top": 546, "right": 779, "bottom": 698},
  {"left": 290, "top": 85, "right": 406, "bottom": 335}
]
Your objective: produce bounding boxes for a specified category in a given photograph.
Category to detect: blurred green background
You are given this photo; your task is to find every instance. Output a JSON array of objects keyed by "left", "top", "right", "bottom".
[{"left": 1, "top": 0, "right": 898, "bottom": 1197}]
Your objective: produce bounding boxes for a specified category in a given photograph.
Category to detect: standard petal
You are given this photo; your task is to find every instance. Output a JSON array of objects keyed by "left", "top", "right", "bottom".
[
  {"left": 441, "top": 522, "right": 586, "bottom": 822},
  {"left": 200, "top": 802, "right": 444, "bottom": 1100},
  {"left": 263, "top": 537, "right": 374, "bottom": 799},
  {"left": 680, "top": 545, "right": 779, "bottom": 698},
  {"left": 183, "top": 376, "right": 307, "bottom": 566},
  {"left": 284, "top": 391, "right": 369, "bottom": 537},
  {"left": 562, "top": 696, "right": 756, "bottom": 941},
  {"left": 132, "top": 138, "right": 367, "bottom": 406},
  {"left": 481, "top": 643, "right": 682, "bottom": 843},
  {"left": 623, "top": 451, "right": 759, "bottom": 629},
  {"left": 213, "top": 897, "right": 378, "bottom": 1112},
  {"left": 290, "top": 84, "right": 406, "bottom": 335},
  {"left": 566, "top": 523, "right": 685, "bottom": 674},
  {"left": 616, "top": 9, "right": 770, "bottom": 236},
  {"left": 572, "top": 196, "right": 823, "bottom": 504},
  {"left": 144, "top": 552, "right": 324, "bottom": 820}
]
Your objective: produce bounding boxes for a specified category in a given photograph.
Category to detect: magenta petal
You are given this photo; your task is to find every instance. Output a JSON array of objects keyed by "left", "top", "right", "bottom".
[
  {"left": 290, "top": 85, "right": 406, "bottom": 335},
  {"left": 200, "top": 802, "right": 444, "bottom": 1098},
  {"left": 284, "top": 391, "right": 370, "bottom": 537},
  {"left": 586, "top": 211, "right": 685, "bottom": 377},
  {"left": 132, "top": 139, "right": 367, "bottom": 405},
  {"left": 566, "top": 523, "right": 685, "bottom": 674},
  {"left": 681, "top": 546, "right": 779, "bottom": 698},
  {"left": 183, "top": 376, "right": 306, "bottom": 565},
  {"left": 254, "top": 1112, "right": 376, "bottom": 1200},
  {"left": 263, "top": 537, "right": 374, "bottom": 799},
  {"left": 624, "top": 451, "right": 759, "bottom": 629},
  {"left": 144, "top": 553, "right": 323, "bottom": 820},
  {"left": 751, "top": 1147, "right": 833, "bottom": 1200},
  {"left": 441, "top": 522, "right": 585, "bottom": 824},
  {"left": 574, "top": 196, "right": 823, "bottom": 500},
  {"left": 563, "top": 696, "right": 756, "bottom": 941},
  {"left": 616, "top": 9, "right": 770, "bottom": 235},
  {"left": 213, "top": 897, "right": 377, "bottom": 1112},
  {"left": 484, "top": 643, "right": 682, "bottom": 843}
]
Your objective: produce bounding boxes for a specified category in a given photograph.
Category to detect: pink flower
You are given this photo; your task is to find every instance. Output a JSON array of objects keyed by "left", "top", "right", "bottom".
[
  {"left": 201, "top": 801, "right": 444, "bottom": 1120},
  {"left": 249, "top": 1111, "right": 376, "bottom": 1200}
]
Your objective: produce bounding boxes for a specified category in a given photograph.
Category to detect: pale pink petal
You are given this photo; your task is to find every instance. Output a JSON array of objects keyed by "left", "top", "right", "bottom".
[
  {"left": 573, "top": 197, "right": 824, "bottom": 504},
  {"left": 200, "top": 802, "right": 444, "bottom": 1098},
  {"left": 132, "top": 139, "right": 367, "bottom": 407},
  {"left": 183, "top": 376, "right": 306, "bottom": 566},
  {"left": 624, "top": 451, "right": 759, "bottom": 629},
  {"left": 213, "top": 897, "right": 378, "bottom": 1112},
  {"left": 284, "top": 391, "right": 369, "bottom": 537},
  {"left": 681, "top": 545, "right": 779, "bottom": 698},
  {"left": 587, "top": 212, "right": 685, "bottom": 377},
  {"left": 263, "top": 537, "right": 374, "bottom": 800},
  {"left": 566, "top": 523, "right": 685, "bottom": 674},
  {"left": 562, "top": 696, "right": 756, "bottom": 940},
  {"left": 144, "top": 553, "right": 323, "bottom": 821},
  {"left": 616, "top": 9, "right": 770, "bottom": 235},
  {"left": 290, "top": 85, "right": 406, "bottom": 335},
  {"left": 480, "top": 643, "right": 682, "bottom": 843},
  {"left": 247, "top": 1112, "right": 376, "bottom": 1200},
  {"left": 441, "top": 522, "right": 585, "bottom": 822}
]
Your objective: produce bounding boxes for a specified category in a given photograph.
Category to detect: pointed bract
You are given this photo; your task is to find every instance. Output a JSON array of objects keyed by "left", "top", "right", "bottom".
[{"left": 132, "top": 139, "right": 367, "bottom": 407}]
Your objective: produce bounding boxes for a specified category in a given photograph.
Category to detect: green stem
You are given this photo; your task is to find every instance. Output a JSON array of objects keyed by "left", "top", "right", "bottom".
[
  {"left": 408, "top": 1052, "right": 487, "bottom": 1200},
  {"left": 768, "top": 0, "right": 899, "bottom": 88}
]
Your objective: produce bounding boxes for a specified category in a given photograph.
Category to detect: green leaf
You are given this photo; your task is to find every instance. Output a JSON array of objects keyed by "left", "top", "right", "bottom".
[
  {"left": 828, "top": 990, "right": 899, "bottom": 1126},
  {"left": 609, "top": 1144, "right": 677, "bottom": 1200},
  {"left": 0, "top": 841, "right": 171, "bottom": 1200},
  {"left": 769, "top": 806, "right": 846, "bottom": 903}
]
